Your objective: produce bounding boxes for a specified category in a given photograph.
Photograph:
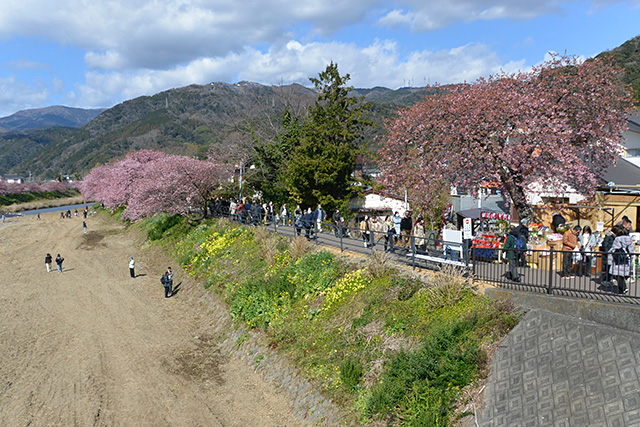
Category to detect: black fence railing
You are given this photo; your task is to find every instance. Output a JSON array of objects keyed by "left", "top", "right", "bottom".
[
  {"left": 471, "top": 247, "right": 639, "bottom": 301},
  {"left": 208, "top": 206, "right": 639, "bottom": 304}
]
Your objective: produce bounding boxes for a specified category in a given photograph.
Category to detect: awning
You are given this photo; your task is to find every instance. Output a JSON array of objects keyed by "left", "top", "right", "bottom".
[{"left": 457, "top": 208, "right": 510, "bottom": 221}]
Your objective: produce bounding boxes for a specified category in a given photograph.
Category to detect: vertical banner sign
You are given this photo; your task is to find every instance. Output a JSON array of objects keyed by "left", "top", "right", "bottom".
[
  {"left": 463, "top": 218, "right": 473, "bottom": 239},
  {"left": 596, "top": 221, "right": 604, "bottom": 232}
]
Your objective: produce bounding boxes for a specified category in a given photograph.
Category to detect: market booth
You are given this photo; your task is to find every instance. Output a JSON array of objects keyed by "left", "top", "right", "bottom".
[{"left": 456, "top": 208, "right": 511, "bottom": 260}]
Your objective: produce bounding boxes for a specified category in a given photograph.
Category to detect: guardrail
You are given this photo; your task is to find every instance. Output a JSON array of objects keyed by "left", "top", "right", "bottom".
[{"left": 208, "top": 207, "right": 639, "bottom": 304}]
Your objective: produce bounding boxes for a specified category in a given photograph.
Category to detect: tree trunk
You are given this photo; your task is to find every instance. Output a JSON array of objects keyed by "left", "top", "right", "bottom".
[{"left": 499, "top": 167, "right": 534, "bottom": 222}]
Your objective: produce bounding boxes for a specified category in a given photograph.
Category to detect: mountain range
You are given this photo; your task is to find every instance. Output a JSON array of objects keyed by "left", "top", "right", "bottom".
[
  {"left": 1, "top": 35, "right": 638, "bottom": 179},
  {"left": 0, "top": 82, "right": 436, "bottom": 178},
  {"left": 0, "top": 106, "right": 105, "bottom": 132}
]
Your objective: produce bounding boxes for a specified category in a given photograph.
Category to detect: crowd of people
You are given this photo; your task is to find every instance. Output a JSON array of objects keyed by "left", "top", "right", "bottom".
[{"left": 503, "top": 214, "right": 636, "bottom": 295}]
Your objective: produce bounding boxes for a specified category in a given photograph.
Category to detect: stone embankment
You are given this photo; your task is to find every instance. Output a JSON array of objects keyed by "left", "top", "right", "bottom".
[{"left": 197, "top": 291, "right": 347, "bottom": 426}]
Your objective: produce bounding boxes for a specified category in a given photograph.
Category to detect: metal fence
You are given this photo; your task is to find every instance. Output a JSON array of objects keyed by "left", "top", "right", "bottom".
[{"left": 209, "top": 207, "right": 640, "bottom": 304}]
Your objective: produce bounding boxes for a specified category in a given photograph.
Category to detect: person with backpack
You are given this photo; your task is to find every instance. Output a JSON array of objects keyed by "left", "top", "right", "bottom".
[
  {"left": 514, "top": 219, "right": 530, "bottom": 267},
  {"left": 503, "top": 226, "right": 521, "bottom": 282},
  {"left": 608, "top": 225, "right": 634, "bottom": 294},
  {"left": 161, "top": 267, "right": 174, "bottom": 299},
  {"left": 55, "top": 254, "right": 65, "bottom": 273}
]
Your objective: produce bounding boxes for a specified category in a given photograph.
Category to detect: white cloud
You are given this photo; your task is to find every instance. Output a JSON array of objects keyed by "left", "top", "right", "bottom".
[
  {"left": 0, "top": 77, "right": 50, "bottom": 116},
  {"left": 4, "top": 60, "right": 48, "bottom": 71},
  {"left": 0, "top": 0, "right": 380, "bottom": 71},
  {"left": 0, "top": 0, "right": 595, "bottom": 74},
  {"left": 69, "top": 39, "right": 527, "bottom": 109},
  {"left": 378, "top": 0, "right": 567, "bottom": 31}
]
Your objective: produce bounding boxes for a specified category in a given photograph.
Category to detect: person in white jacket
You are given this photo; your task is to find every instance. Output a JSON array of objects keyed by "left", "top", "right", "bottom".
[
  {"left": 129, "top": 256, "right": 135, "bottom": 278},
  {"left": 608, "top": 225, "right": 634, "bottom": 294},
  {"left": 578, "top": 225, "right": 597, "bottom": 277}
]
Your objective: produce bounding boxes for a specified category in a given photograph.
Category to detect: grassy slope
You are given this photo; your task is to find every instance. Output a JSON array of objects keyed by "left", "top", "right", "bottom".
[{"left": 142, "top": 215, "right": 520, "bottom": 426}]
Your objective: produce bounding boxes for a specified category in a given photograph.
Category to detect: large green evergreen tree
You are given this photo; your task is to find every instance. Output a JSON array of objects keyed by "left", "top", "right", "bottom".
[{"left": 285, "top": 62, "right": 372, "bottom": 210}]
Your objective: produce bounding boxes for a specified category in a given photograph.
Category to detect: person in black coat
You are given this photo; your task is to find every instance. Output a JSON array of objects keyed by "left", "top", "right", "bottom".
[
  {"left": 302, "top": 209, "right": 314, "bottom": 239},
  {"left": 514, "top": 220, "right": 530, "bottom": 266},
  {"left": 600, "top": 230, "right": 615, "bottom": 286},
  {"left": 400, "top": 211, "right": 413, "bottom": 247},
  {"left": 45, "top": 253, "right": 53, "bottom": 273}
]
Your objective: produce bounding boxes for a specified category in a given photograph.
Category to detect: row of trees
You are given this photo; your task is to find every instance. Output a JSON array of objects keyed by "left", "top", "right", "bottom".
[
  {"left": 80, "top": 150, "right": 233, "bottom": 221},
  {"left": 0, "top": 181, "right": 73, "bottom": 196}
]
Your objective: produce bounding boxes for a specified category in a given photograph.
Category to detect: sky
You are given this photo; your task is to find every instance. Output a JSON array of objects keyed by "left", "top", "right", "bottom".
[{"left": 0, "top": 0, "right": 638, "bottom": 117}]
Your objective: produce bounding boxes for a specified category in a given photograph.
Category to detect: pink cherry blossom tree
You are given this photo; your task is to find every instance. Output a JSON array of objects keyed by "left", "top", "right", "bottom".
[
  {"left": 378, "top": 55, "right": 633, "bottom": 221},
  {"left": 81, "top": 150, "right": 233, "bottom": 221},
  {"left": 81, "top": 150, "right": 167, "bottom": 210}
]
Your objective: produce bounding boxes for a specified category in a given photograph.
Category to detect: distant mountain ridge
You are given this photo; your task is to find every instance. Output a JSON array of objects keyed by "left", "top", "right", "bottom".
[
  {"left": 0, "top": 81, "right": 439, "bottom": 178},
  {"left": 0, "top": 106, "right": 106, "bottom": 132}
]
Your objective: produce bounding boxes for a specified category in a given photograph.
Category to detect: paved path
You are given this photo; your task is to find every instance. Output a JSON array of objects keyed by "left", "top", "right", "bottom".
[{"left": 479, "top": 309, "right": 640, "bottom": 427}]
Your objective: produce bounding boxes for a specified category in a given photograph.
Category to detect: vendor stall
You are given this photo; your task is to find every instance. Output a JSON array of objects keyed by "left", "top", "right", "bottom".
[{"left": 456, "top": 209, "right": 511, "bottom": 260}]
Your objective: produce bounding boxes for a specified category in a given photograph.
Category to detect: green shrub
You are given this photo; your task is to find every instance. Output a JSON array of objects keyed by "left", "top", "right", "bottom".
[
  {"left": 340, "top": 357, "right": 364, "bottom": 391},
  {"left": 365, "top": 317, "right": 481, "bottom": 421},
  {"left": 397, "top": 383, "right": 454, "bottom": 427},
  {"left": 145, "top": 214, "right": 184, "bottom": 240}
]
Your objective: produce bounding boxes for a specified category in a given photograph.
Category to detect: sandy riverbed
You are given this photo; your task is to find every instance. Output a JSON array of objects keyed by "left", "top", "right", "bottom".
[{"left": 0, "top": 212, "right": 300, "bottom": 426}]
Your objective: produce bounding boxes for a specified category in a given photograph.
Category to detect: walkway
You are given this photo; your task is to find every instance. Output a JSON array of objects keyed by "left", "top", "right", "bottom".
[{"left": 479, "top": 309, "right": 640, "bottom": 427}]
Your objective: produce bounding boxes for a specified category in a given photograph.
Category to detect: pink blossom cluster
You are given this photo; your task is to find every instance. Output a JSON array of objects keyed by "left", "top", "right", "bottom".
[
  {"left": 378, "top": 55, "right": 633, "bottom": 220},
  {"left": 0, "top": 180, "right": 71, "bottom": 196},
  {"left": 80, "top": 150, "right": 233, "bottom": 221}
]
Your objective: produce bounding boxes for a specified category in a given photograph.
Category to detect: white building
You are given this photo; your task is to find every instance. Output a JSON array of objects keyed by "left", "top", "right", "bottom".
[
  {"left": 622, "top": 112, "right": 640, "bottom": 167},
  {"left": 349, "top": 190, "right": 409, "bottom": 215}
]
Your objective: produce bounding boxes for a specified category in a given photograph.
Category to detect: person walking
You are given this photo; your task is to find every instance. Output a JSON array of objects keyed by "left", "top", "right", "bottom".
[
  {"left": 392, "top": 211, "right": 402, "bottom": 241},
  {"left": 280, "top": 203, "right": 288, "bottom": 226},
  {"left": 83, "top": 221, "right": 87, "bottom": 234},
  {"left": 503, "top": 226, "right": 521, "bottom": 282},
  {"left": 163, "top": 267, "right": 174, "bottom": 298},
  {"left": 313, "top": 204, "right": 326, "bottom": 234},
  {"left": 129, "top": 256, "right": 136, "bottom": 278},
  {"left": 413, "top": 216, "right": 427, "bottom": 254},
  {"left": 600, "top": 229, "right": 615, "bottom": 287},
  {"left": 360, "top": 215, "right": 371, "bottom": 248},
  {"left": 55, "top": 254, "right": 65, "bottom": 273},
  {"left": 400, "top": 211, "right": 413, "bottom": 247},
  {"left": 45, "top": 253, "right": 52, "bottom": 273},
  {"left": 384, "top": 215, "right": 395, "bottom": 252},
  {"left": 609, "top": 225, "right": 634, "bottom": 294},
  {"left": 161, "top": 272, "right": 171, "bottom": 299},
  {"left": 578, "top": 225, "right": 596, "bottom": 277}
]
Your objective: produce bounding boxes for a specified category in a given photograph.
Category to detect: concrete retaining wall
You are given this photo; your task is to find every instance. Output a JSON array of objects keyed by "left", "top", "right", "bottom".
[{"left": 486, "top": 287, "right": 640, "bottom": 335}]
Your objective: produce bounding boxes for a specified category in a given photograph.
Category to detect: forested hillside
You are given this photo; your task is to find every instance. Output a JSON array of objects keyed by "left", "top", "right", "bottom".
[
  {"left": 0, "top": 82, "right": 436, "bottom": 178},
  {"left": 597, "top": 35, "right": 640, "bottom": 104}
]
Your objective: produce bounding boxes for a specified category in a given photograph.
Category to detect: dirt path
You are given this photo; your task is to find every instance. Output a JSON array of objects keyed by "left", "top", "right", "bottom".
[{"left": 0, "top": 213, "right": 301, "bottom": 426}]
